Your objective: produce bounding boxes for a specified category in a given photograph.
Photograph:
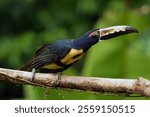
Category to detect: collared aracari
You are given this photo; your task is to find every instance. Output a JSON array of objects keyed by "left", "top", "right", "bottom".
[{"left": 21, "top": 25, "right": 138, "bottom": 84}]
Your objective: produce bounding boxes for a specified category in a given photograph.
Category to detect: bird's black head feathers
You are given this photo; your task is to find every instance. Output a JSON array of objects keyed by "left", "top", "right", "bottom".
[
  {"left": 73, "top": 29, "right": 100, "bottom": 51},
  {"left": 73, "top": 26, "right": 138, "bottom": 51}
]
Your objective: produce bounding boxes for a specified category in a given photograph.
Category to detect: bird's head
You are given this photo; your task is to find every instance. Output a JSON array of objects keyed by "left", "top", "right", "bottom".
[
  {"left": 88, "top": 25, "right": 138, "bottom": 42},
  {"left": 74, "top": 25, "right": 138, "bottom": 51}
]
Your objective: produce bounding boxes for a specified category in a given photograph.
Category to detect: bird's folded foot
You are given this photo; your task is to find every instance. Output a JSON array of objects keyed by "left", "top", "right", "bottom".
[
  {"left": 31, "top": 68, "right": 36, "bottom": 81},
  {"left": 56, "top": 72, "right": 62, "bottom": 86}
]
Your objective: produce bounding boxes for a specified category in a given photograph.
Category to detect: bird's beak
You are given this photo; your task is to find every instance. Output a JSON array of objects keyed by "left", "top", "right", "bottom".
[{"left": 98, "top": 25, "right": 139, "bottom": 40}]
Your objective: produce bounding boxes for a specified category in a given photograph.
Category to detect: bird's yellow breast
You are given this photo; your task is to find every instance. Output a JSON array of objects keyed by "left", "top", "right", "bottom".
[
  {"left": 42, "top": 63, "right": 63, "bottom": 69},
  {"left": 61, "top": 48, "right": 84, "bottom": 65}
]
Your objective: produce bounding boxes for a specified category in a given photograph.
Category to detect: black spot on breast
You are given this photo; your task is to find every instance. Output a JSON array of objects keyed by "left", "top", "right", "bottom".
[{"left": 72, "top": 54, "right": 82, "bottom": 59}]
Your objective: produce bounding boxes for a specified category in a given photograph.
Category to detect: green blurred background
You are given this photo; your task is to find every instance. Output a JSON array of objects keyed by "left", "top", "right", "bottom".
[{"left": 0, "top": 0, "right": 150, "bottom": 100}]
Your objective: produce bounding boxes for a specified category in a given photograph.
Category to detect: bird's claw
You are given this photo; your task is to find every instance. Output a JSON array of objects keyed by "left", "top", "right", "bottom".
[{"left": 56, "top": 72, "right": 62, "bottom": 86}]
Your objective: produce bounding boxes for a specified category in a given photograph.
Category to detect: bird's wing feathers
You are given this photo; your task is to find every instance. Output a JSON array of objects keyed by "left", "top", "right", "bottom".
[{"left": 25, "top": 40, "right": 72, "bottom": 70}]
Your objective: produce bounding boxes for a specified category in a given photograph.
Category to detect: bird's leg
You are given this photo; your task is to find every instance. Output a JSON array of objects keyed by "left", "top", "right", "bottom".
[
  {"left": 31, "top": 68, "right": 36, "bottom": 81},
  {"left": 56, "top": 72, "right": 62, "bottom": 86}
]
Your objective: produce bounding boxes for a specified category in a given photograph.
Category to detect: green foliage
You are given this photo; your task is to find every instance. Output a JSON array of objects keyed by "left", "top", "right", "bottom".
[
  {"left": 0, "top": 0, "right": 150, "bottom": 99},
  {"left": 82, "top": 1, "right": 150, "bottom": 99}
]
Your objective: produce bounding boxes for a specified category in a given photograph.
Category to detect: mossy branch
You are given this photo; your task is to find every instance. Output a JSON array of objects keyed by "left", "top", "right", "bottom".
[{"left": 0, "top": 67, "right": 150, "bottom": 97}]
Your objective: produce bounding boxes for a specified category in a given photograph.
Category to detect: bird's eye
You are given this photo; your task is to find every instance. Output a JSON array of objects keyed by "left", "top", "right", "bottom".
[{"left": 95, "top": 31, "right": 100, "bottom": 36}]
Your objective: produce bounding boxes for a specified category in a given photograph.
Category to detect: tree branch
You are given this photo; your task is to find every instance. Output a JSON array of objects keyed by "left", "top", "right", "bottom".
[{"left": 0, "top": 67, "right": 150, "bottom": 97}]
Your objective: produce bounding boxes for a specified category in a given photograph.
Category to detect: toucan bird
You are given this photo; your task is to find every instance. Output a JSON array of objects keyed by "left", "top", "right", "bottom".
[{"left": 21, "top": 25, "right": 138, "bottom": 84}]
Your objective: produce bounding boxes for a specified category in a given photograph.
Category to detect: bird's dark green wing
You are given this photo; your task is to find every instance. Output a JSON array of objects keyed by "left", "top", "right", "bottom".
[{"left": 22, "top": 40, "right": 72, "bottom": 70}]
